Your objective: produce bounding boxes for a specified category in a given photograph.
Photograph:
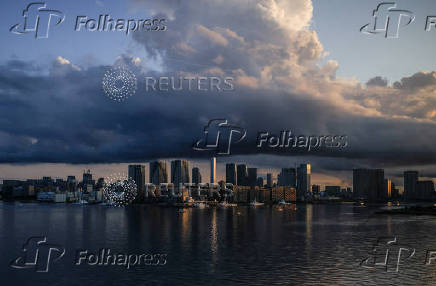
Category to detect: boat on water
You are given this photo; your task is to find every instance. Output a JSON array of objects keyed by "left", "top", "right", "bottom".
[
  {"left": 73, "top": 200, "right": 88, "bottom": 205},
  {"left": 353, "top": 201, "right": 366, "bottom": 207},
  {"left": 193, "top": 202, "right": 207, "bottom": 209},
  {"left": 380, "top": 201, "right": 404, "bottom": 211},
  {"left": 250, "top": 199, "right": 264, "bottom": 206},
  {"left": 218, "top": 201, "right": 237, "bottom": 208}
]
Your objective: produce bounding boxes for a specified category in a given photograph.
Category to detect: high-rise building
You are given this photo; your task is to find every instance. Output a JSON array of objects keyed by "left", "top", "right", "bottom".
[
  {"left": 325, "top": 186, "right": 341, "bottom": 197},
  {"left": 353, "top": 168, "right": 385, "bottom": 201},
  {"left": 192, "top": 167, "right": 202, "bottom": 184},
  {"left": 149, "top": 161, "right": 168, "bottom": 185},
  {"left": 210, "top": 157, "right": 216, "bottom": 184},
  {"left": 67, "top": 176, "right": 77, "bottom": 193},
  {"left": 297, "top": 164, "right": 311, "bottom": 199},
  {"left": 226, "top": 163, "right": 237, "bottom": 185},
  {"left": 96, "top": 178, "right": 105, "bottom": 188},
  {"left": 247, "top": 168, "right": 257, "bottom": 187},
  {"left": 404, "top": 171, "right": 418, "bottom": 200},
  {"left": 267, "top": 173, "right": 273, "bottom": 188},
  {"left": 82, "top": 170, "right": 94, "bottom": 186},
  {"left": 416, "top": 181, "right": 435, "bottom": 200},
  {"left": 171, "top": 160, "right": 190, "bottom": 186},
  {"left": 237, "top": 164, "right": 248, "bottom": 186},
  {"left": 278, "top": 168, "right": 296, "bottom": 187},
  {"left": 384, "top": 179, "right": 392, "bottom": 198},
  {"left": 128, "top": 165, "right": 146, "bottom": 201},
  {"left": 256, "top": 177, "right": 264, "bottom": 187},
  {"left": 391, "top": 182, "right": 399, "bottom": 199},
  {"left": 312, "top": 184, "right": 320, "bottom": 194}
]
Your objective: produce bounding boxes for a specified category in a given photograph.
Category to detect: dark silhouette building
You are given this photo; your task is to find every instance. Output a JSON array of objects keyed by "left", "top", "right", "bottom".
[
  {"left": 353, "top": 168, "right": 385, "bottom": 202},
  {"left": 149, "top": 161, "right": 168, "bottom": 185},
  {"left": 192, "top": 167, "right": 202, "bottom": 184},
  {"left": 404, "top": 171, "right": 418, "bottom": 200},
  {"left": 128, "top": 165, "right": 146, "bottom": 201},
  {"left": 237, "top": 164, "right": 248, "bottom": 186},
  {"left": 226, "top": 163, "right": 237, "bottom": 185}
]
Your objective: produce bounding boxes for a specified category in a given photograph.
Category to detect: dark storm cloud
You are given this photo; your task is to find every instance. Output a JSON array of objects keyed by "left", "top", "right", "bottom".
[
  {"left": 2, "top": 0, "right": 436, "bottom": 173},
  {"left": 1, "top": 56, "right": 436, "bottom": 170},
  {"left": 393, "top": 72, "right": 436, "bottom": 90},
  {"left": 366, "top": 76, "right": 388, "bottom": 87}
]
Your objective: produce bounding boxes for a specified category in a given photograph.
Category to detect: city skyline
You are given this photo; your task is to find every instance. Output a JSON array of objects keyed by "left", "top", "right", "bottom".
[
  {"left": 3, "top": 156, "right": 436, "bottom": 190},
  {"left": 3, "top": 158, "right": 435, "bottom": 194},
  {"left": 2, "top": 0, "right": 436, "bottom": 191},
  {"left": 5, "top": 162, "right": 434, "bottom": 203},
  {"left": 3, "top": 1, "right": 436, "bottom": 284}
]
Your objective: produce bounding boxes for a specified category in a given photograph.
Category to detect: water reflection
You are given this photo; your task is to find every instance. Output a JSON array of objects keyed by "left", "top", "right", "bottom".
[{"left": 1, "top": 203, "right": 436, "bottom": 285}]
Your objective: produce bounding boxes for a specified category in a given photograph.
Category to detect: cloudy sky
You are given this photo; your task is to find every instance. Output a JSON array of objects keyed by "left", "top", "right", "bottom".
[{"left": 1, "top": 0, "right": 436, "bottom": 188}]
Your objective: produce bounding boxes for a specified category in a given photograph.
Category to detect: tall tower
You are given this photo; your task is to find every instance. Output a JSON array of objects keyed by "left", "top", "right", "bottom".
[
  {"left": 353, "top": 168, "right": 385, "bottom": 201},
  {"left": 297, "top": 164, "right": 311, "bottom": 199},
  {"left": 210, "top": 157, "right": 216, "bottom": 184},
  {"left": 82, "top": 169, "right": 94, "bottom": 186},
  {"left": 192, "top": 167, "right": 202, "bottom": 184},
  {"left": 149, "top": 161, "right": 168, "bottom": 185},
  {"left": 279, "top": 168, "right": 296, "bottom": 187},
  {"left": 404, "top": 171, "right": 418, "bottom": 200},
  {"left": 266, "top": 173, "right": 273, "bottom": 188},
  {"left": 226, "top": 163, "right": 236, "bottom": 185},
  {"left": 247, "top": 168, "right": 257, "bottom": 187},
  {"left": 128, "top": 165, "right": 146, "bottom": 201},
  {"left": 237, "top": 164, "right": 248, "bottom": 186},
  {"left": 171, "top": 160, "right": 190, "bottom": 187}
]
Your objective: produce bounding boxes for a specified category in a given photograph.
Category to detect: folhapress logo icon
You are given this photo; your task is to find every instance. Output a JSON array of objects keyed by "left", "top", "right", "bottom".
[
  {"left": 10, "top": 2, "right": 65, "bottom": 39},
  {"left": 10, "top": 236, "right": 65, "bottom": 272},
  {"left": 193, "top": 119, "right": 247, "bottom": 155},
  {"left": 360, "top": 237, "right": 415, "bottom": 273},
  {"left": 360, "top": 2, "right": 415, "bottom": 38}
]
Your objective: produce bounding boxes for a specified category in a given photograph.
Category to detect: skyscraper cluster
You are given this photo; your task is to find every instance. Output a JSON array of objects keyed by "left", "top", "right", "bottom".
[
  {"left": 226, "top": 162, "right": 311, "bottom": 199},
  {"left": 403, "top": 170, "right": 435, "bottom": 200},
  {"left": 352, "top": 168, "right": 435, "bottom": 202},
  {"left": 353, "top": 168, "right": 385, "bottom": 202},
  {"left": 276, "top": 164, "right": 311, "bottom": 199}
]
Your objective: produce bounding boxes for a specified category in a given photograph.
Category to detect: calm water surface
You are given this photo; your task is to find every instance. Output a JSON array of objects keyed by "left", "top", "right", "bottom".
[{"left": 1, "top": 202, "right": 436, "bottom": 285}]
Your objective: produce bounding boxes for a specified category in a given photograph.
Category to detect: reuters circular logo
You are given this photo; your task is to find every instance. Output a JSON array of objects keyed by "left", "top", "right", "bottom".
[
  {"left": 103, "top": 173, "right": 137, "bottom": 206},
  {"left": 102, "top": 66, "right": 137, "bottom": 102}
]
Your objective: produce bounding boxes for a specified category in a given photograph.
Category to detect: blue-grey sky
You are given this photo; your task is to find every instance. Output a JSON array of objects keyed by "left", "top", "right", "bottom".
[
  {"left": 313, "top": 0, "right": 436, "bottom": 83},
  {"left": 1, "top": 0, "right": 436, "bottom": 188},
  {"left": 0, "top": 0, "right": 146, "bottom": 69},
  {"left": 2, "top": 0, "right": 436, "bottom": 81}
]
